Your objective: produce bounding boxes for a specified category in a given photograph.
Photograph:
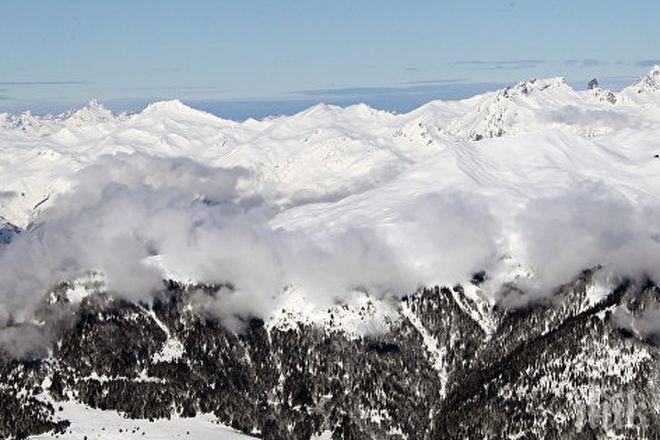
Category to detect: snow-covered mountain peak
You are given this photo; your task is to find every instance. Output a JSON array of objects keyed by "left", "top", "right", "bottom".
[
  {"left": 0, "top": 113, "right": 12, "bottom": 128},
  {"left": 139, "top": 99, "right": 218, "bottom": 121},
  {"left": 5, "top": 110, "right": 49, "bottom": 133},
  {"left": 450, "top": 77, "right": 578, "bottom": 141},
  {"left": 344, "top": 102, "right": 385, "bottom": 117},
  {"left": 294, "top": 102, "right": 342, "bottom": 118},
  {"left": 63, "top": 99, "right": 114, "bottom": 125},
  {"left": 586, "top": 80, "right": 618, "bottom": 104},
  {"left": 502, "top": 76, "right": 569, "bottom": 98},
  {"left": 141, "top": 99, "right": 195, "bottom": 114},
  {"left": 629, "top": 65, "right": 660, "bottom": 93}
]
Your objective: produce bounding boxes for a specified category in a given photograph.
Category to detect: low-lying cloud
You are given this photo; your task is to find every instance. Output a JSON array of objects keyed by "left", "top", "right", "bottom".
[
  {"left": 1, "top": 151, "right": 660, "bottom": 342},
  {"left": 0, "top": 153, "right": 499, "bottom": 332},
  {"left": 455, "top": 60, "right": 545, "bottom": 70},
  {"left": 636, "top": 59, "right": 660, "bottom": 68},
  {"left": 564, "top": 59, "right": 610, "bottom": 68},
  {"left": 515, "top": 183, "right": 660, "bottom": 292}
]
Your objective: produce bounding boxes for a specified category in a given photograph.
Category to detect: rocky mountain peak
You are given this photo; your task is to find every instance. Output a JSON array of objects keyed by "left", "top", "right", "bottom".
[
  {"left": 629, "top": 65, "right": 660, "bottom": 94},
  {"left": 502, "top": 77, "right": 568, "bottom": 98},
  {"left": 64, "top": 99, "right": 114, "bottom": 124}
]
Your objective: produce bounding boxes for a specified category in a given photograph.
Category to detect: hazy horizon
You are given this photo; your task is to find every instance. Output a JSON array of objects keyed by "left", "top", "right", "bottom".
[
  {"left": 2, "top": 1, "right": 659, "bottom": 119},
  {"left": 0, "top": 74, "right": 644, "bottom": 121}
]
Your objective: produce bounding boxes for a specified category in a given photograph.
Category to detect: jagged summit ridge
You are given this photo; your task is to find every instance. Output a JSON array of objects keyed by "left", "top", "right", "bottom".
[
  {"left": 502, "top": 76, "right": 569, "bottom": 98},
  {"left": 63, "top": 99, "right": 114, "bottom": 124},
  {"left": 0, "top": 67, "right": 660, "bottom": 229},
  {"left": 629, "top": 64, "right": 660, "bottom": 93}
]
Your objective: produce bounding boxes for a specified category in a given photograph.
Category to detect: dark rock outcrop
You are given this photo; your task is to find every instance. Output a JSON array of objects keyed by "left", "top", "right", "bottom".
[{"left": 0, "top": 273, "right": 658, "bottom": 439}]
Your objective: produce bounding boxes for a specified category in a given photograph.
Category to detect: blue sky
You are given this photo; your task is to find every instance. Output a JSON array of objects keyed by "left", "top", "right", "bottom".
[{"left": 1, "top": 0, "right": 659, "bottom": 118}]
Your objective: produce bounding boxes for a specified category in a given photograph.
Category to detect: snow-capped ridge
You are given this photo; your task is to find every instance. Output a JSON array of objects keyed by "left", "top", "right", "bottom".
[
  {"left": 583, "top": 79, "right": 617, "bottom": 104},
  {"left": 344, "top": 102, "right": 391, "bottom": 118},
  {"left": 463, "top": 78, "right": 573, "bottom": 140},
  {"left": 2, "top": 66, "right": 660, "bottom": 229},
  {"left": 141, "top": 99, "right": 199, "bottom": 115},
  {"left": 140, "top": 99, "right": 229, "bottom": 124},
  {"left": 502, "top": 76, "right": 570, "bottom": 98},
  {"left": 294, "top": 102, "right": 343, "bottom": 118},
  {"left": 627, "top": 65, "right": 660, "bottom": 94},
  {"left": 62, "top": 99, "right": 114, "bottom": 124},
  {"left": 6, "top": 111, "right": 49, "bottom": 133}
]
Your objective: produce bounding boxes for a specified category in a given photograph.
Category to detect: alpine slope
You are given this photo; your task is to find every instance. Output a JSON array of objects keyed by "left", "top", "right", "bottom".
[
  {"left": 2, "top": 67, "right": 660, "bottom": 295},
  {"left": 0, "top": 68, "right": 659, "bottom": 440}
]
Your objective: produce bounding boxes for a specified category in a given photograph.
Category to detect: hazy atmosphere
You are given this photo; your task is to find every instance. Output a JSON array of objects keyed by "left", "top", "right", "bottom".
[{"left": 2, "top": 0, "right": 660, "bottom": 118}]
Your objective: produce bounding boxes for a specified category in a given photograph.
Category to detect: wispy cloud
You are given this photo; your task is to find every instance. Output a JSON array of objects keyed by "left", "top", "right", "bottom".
[
  {"left": 0, "top": 81, "right": 87, "bottom": 86},
  {"left": 636, "top": 59, "right": 660, "bottom": 68},
  {"left": 290, "top": 80, "right": 509, "bottom": 104},
  {"left": 293, "top": 79, "right": 482, "bottom": 97},
  {"left": 564, "top": 59, "right": 609, "bottom": 68},
  {"left": 405, "top": 78, "right": 467, "bottom": 85},
  {"left": 403, "top": 66, "right": 420, "bottom": 72},
  {"left": 114, "top": 85, "right": 228, "bottom": 92},
  {"left": 456, "top": 59, "right": 545, "bottom": 70},
  {"left": 293, "top": 86, "right": 402, "bottom": 97}
]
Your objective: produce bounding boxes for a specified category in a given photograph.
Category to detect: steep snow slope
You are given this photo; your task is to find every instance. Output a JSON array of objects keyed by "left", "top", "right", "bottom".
[
  {"left": 0, "top": 100, "right": 451, "bottom": 227},
  {"left": 272, "top": 126, "right": 660, "bottom": 290},
  {"left": 2, "top": 67, "right": 660, "bottom": 230},
  {"left": 274, "top": 127, "right": 660, "bottom": 229},
  {"left": 1, "top": 68, "right": 660, "bottom": 319},
  {"left": 1, "top": 68, "right": 660, "bottom": 316},
  {"left": 621, "top": 65, "right": 660, "bottom": 100}
]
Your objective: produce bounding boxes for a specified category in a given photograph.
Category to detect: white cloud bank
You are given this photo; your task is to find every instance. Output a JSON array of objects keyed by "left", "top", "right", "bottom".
[
  {"left": 0, "top": 153, "right": 501, "bottom": 331},
  {"left": 1, "top": 150, "right": 659, "bottom": 338},
  {"left": 3, "top": 67, "right": 660, "bottom": 343}
]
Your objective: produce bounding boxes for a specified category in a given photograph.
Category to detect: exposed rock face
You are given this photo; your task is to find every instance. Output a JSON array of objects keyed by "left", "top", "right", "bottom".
[
  {"left": 629, "top": 65, "right": 660, "bottom": 94},
  {"left": 0, "top": 273, "right": 658, "bottom": 439},
  {"left": 466, "top": 78, "right": 573, "bottom": 141},
  {"left": 0, "top": 219, "right": 21, "bottom": 245},
  {"left": 61, "top": 99, "right": 114, "bottom": 125}
]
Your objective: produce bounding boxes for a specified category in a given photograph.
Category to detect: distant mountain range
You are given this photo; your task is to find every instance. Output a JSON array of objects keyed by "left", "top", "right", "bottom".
[{"left": 0, "top": 67, "right": 659, "bottom": 439}]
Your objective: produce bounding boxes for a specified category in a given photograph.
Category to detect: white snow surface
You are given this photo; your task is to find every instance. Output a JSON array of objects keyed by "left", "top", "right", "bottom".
[
  {"left": 3, "top": 67, "right": 660, "bottom": 437},
  {"left": 2, "top": 67, "right": 660, "bottom": 329},
  {"left": 28, "top": 399, "right": 256, "bottom": 439},
  {"left": 1, "top": 68, "right": 659, "bottom": 230},
  {"left": 267, "top": 284, "right": 401, "bottom": 337}
]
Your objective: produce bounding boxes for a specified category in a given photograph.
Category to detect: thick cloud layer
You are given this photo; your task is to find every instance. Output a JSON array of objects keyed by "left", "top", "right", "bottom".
[
  {"left": 0, "top": 153, "right": 499, "bottom": 331},
  {"left": 1, "top": 151, "right": 660, "bottom": 339},
  {"left": 515, "top": 183, "right": 660, "bottom": 292}
]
